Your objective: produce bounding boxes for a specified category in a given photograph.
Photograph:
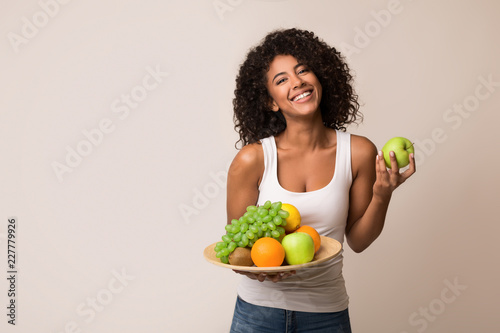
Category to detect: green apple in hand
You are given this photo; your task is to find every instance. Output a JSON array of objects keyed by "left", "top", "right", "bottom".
[
  {"left": 381, "top": 137, "right": 414, "bottom": 168},
  {"left": 281, "top": 232, "right": 315, "bottom": 265}
]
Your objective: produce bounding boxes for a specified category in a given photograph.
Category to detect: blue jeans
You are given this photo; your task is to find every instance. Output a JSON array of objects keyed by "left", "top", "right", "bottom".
[{"left": 230, "top": 296, "right": 352, "bottom": 333}]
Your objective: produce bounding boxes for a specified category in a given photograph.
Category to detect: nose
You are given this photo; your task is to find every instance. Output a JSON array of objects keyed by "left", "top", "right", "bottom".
[{"left": 291, "top": 74, "right": 305, "bottom": 89}]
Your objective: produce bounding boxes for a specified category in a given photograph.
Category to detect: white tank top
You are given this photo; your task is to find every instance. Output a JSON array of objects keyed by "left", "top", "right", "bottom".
[{"left": 236, "top": 130, "right": 352, "bottom": 312}]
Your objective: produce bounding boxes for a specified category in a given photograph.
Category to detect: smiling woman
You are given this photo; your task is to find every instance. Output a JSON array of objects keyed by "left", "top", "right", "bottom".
[
  {"left": 226, "top": 28, "right": 416, "bottom": 332},
  {"left": 267, "top": 55, "right": 323, "bottom": 120},
  {"left": 232, "top": 28, "right": 361, "bottom": 149}
]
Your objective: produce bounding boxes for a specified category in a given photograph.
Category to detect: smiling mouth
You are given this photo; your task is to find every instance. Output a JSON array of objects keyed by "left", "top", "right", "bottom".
[{"left": 291, "top": 90, "right": 312, "bottom": 102}]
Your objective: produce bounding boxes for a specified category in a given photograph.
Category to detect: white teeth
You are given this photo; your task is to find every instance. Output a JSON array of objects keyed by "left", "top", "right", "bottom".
[{"left": 292, "top": 91, "right": 311, "bottom": 101}]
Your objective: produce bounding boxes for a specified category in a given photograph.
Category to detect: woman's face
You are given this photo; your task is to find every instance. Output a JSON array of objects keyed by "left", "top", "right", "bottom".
[{"left": 265, "top": 54, "right": 322, "bottom": 119}]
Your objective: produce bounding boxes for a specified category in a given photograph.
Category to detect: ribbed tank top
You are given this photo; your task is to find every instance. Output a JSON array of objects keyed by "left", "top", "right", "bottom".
[{"left": 236, "top": 130, "right": 353, "bottom": 313}]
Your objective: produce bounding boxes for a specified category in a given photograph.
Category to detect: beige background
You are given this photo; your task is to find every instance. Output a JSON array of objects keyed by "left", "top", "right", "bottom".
[{"left": 1, "top": 0, "right": 499, "bottom": 332}]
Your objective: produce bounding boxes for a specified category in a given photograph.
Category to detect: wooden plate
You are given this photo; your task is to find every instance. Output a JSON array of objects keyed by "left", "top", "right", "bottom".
[{"left": 203, "top": 236, "right": 342, "bottom": 273}]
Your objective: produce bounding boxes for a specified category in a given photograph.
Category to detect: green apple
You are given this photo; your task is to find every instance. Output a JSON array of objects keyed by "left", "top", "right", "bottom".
[
  {"left": 381, "top": 137, "right": 414, "bottom": 168},
  {"left": 281, "top": 232, "right": 315, "bottom": 265}
]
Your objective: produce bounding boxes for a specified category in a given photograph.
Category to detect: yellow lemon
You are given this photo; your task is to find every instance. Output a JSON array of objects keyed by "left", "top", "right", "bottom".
[{"left": 281, "top": 203, "right": 301, "bottom": 233}]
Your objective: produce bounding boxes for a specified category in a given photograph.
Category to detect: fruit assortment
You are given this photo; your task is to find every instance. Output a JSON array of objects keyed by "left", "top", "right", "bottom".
[{"left": 214, "top": 201, "right": 321, "bottom": 267}]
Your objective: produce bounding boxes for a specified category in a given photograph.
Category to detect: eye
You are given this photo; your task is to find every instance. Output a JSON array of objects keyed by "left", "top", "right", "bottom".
[
  {"left": 276, "top": 77, "right": 287, "bottom": 85},
  {"left": 297, "top": 68, "right": 309, "bottom": 75}
]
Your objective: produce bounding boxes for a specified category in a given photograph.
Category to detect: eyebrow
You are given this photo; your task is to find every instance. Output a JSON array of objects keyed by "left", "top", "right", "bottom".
[{"left": 272, "top": 63, "right": 305, "bottom": 83}]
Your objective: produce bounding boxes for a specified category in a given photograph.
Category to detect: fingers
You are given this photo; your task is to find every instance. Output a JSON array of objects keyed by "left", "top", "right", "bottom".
[
  {"left": 374, "top": 150, "right": 416, "bottom": 195},
  {"left": 376, "top": 150, "right": 386, "bottom": 174},
  {"left": 267, "top": 271, "right": 296, "bottom": 282},
  {"left": 410, "top": 152, "right": 416, "bottom": 173},
  {"left": 400, "top": 153, "right": 416, "bottom": 180},
  {"left": 232, "top": 270, "right": 265, "bottom": 282},
  {"left": 377, "top": 150, "right": 398, "bottom": 175},
  {"left": 377, "top": 150, "right": 416, "bottom": 177},
  {"left": 257, "top": 271, "right": 296, "bottom": 282},
  {"left": 388, "top": 151, "right": 399, "bottom": 174},
  {"left": 233, "top": 270, "right": 296, "bottom": 282}
]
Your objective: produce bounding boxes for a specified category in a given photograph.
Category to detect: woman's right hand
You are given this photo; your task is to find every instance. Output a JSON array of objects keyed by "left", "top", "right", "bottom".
[{"left": 233, "top": 269, "right": 296, "bottom": 283}]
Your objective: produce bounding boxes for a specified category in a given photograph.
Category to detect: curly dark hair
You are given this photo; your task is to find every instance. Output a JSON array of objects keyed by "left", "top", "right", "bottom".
[{"left": 233, "top": 28, "right": 362, "bottom": 148}]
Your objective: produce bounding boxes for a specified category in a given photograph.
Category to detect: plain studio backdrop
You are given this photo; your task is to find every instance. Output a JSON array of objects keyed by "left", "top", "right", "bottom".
[{"left": 1, "top": 0, "right": 499, "bottom": 332}]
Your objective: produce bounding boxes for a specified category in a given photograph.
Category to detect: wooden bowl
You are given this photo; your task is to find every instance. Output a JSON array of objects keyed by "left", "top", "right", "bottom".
[{"left": 203, "top": 236, "right": 342, "bottom": 273}]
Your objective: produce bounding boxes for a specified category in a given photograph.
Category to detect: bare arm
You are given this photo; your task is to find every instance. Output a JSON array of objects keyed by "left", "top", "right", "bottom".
[
  {"left": 345, "top": 136, "right": 416, "bottom": 253},
  {"left": 226, "top": 143, "right": 296, "bottom": 281},
  {"left": 226, "top": 143, "right": 263, "bottom": 224}
]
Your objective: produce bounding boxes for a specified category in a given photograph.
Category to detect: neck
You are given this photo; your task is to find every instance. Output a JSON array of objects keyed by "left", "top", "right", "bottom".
[{"left": 275, "top": 111, "right": 333, "bottom": 150}]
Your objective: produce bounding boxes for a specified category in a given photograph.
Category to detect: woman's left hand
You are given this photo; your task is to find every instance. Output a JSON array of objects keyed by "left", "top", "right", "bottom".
[{"left": 373, "top": 150, "right": 416, "bottom": 200}]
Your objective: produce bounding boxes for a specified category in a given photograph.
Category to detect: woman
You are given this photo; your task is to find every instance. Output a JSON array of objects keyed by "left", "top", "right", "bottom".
[{"left": 227, "top": 28, "right": 415, "bottom": 332}]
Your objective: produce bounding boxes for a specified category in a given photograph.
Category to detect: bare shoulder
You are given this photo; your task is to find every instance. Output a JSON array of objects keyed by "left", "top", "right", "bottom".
[
  {"left": 350, "top": 134, "right": 377, "bottom": 176},
  {"left": 228, "top": 142, "right": 264, "bottom": 178},
  {"left": 351, "top": 134, "right": 377, "bottom": 155}
]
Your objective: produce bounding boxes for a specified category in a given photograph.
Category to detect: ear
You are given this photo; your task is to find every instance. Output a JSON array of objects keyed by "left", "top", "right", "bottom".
[{"left": 269, "top": 99, "right": 280, "bottom": 112}]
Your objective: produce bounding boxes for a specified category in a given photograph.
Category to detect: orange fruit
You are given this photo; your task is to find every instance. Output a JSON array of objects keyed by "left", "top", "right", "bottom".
[
  {"left": 251, "top": 237, "right": 285, "bottom": 267},
  {"left": 295, "top": 225, "right": 321, "bottom": 253},
  {"left": 280, "top": 203, "right": 301, "bottom": 233}
]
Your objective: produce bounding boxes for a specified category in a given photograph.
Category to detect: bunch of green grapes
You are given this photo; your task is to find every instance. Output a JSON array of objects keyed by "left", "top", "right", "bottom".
[{"left": 214, "top": 200, "right": 290, "bottom": 264}]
